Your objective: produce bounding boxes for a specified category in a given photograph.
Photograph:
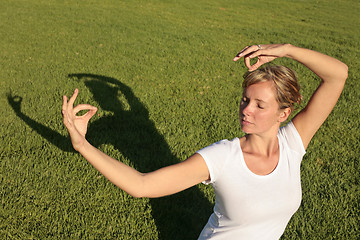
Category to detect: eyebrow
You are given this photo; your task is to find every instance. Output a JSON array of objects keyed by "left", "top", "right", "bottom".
[
  {"left": 243, "top": 95, "right": 267, "bottom": 103},
  {"left": 255, "top": 98, "right": 266, "bottom": 103}
]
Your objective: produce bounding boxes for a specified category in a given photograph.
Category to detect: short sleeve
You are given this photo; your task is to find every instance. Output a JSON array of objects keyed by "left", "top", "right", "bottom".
[
  {"left": 196, "top": 139, "right": 233, "bottom": 184},
  {"left": 278, "top": 121, "right": 306, "bottom": 157}
]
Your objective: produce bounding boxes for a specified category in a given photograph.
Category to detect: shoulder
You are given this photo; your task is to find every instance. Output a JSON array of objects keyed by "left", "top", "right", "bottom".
[
  {"left": 278, "top": 121, "right": 306, "bottom": 156},
  {"left": 197, "top": 138, "right": 240, "bottom": 184},
  {"left": 197, "top": 138, "right": 239, "bottom": 156}
]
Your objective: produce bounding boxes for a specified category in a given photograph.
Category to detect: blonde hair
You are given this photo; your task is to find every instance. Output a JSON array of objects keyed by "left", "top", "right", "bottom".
[{"left": 243, "top": 65, "right": 302, "bottom": 110}]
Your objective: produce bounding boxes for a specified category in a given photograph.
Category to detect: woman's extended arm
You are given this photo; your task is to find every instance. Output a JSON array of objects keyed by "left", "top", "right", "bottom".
[
  {"left": 234, "top": 44, "right": 348, "bottom": 149},
  {"left": 62, "top": 89, "right": 209, "bottom": 198}
]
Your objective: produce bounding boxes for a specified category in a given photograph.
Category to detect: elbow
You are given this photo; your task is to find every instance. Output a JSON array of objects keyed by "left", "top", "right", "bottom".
[
  {"left": 126, "top": 174, "right": 161, "bottom": 199},
  {"left": 344, "top": 64, "right": 348, "bottom": 81},
  {"left": 124, "top": 187, "right": 146, "bottom": 199},
  {"left": 129, "top": 191, "right": 145, "bottom": 199},
  {"left": 330, "top": 62, "right": 348, "bottom": 88},
  {"left": 129, "top": 189, "right": 155, "bottom": 199},
  {"left": 117, "top": 173, "right": 147, "bottom": 199},
  {"left": 132, "top": 173, "right": 147, "bottom": 198},
  {"left": 340, "top": 63, "right": 348, "bottom": 82}
]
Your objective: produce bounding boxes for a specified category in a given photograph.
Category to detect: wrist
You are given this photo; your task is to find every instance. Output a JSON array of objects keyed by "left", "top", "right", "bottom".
[
  {"left": 73, "top": 139, "right": 89, "bottom": 153},
  {"left": 283, "top": 44, "right": 296, "bottom": 59}
]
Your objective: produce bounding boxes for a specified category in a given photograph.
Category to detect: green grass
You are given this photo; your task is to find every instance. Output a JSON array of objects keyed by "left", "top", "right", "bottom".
[{"left": 1, "top": 0, "right": 359, "bottom": 239}]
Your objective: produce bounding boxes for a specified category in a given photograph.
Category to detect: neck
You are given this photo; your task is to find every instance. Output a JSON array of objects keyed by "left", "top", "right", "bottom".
[{"left": 242, "top": 131, "right": 279, "bottom": 157}]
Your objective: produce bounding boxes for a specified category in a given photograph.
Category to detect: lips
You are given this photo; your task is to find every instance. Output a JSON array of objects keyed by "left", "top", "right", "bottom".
[{"left": 241, "top": 119, "right": 253, "bottom": 125}]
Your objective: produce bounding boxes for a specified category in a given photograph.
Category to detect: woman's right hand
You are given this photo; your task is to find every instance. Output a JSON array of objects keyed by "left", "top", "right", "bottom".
[{"left": 62, "top": 89, "right": 97, "bottom": 151}]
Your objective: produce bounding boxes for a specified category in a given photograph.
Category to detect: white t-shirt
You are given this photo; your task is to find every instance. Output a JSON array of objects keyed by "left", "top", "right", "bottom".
[{"left": 197, "top": 121, "right": 306, "bottom": 240}]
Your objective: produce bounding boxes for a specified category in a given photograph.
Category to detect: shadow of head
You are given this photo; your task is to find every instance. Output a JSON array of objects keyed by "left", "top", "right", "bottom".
[
  {"left": 68, "top": 73, "right": 123, "bottom": 112},
  {"left": 68, "top": 73, "right": 147, "bottom": 116}
]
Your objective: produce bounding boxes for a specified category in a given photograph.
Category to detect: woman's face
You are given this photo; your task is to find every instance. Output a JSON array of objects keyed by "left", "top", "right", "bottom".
[{"left": 239, "top": 81, "right": 286, "bottom": 135}]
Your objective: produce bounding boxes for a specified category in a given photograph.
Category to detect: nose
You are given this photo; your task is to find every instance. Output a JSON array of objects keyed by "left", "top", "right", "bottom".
[
  {"left": 240, "top": 101, "right": 252, "bottom": 116},
  {"left": 243, "top": 104, "right": 252, "bottom": 116}
]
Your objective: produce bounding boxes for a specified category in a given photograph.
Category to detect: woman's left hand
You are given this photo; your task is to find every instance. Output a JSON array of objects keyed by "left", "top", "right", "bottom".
[
  {"left": 233, "top": 44, "right": 290, "bottom": 71},
  {"left": 62, "top": 89, "right": 97, "bottom": 151}
]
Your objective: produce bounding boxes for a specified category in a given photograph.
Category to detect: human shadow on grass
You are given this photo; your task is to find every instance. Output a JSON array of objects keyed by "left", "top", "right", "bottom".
[
  {"left": 8, "top": 74, "right": 213, "bottom": 239},
  {"left": 7, "top": 93, "right": 76, "bottom": 152},
  {"left": 69, "top": 73, "right": 213, "bottom": 239}
]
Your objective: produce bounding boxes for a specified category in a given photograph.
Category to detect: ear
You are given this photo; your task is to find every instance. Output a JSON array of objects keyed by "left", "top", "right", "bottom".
[{"left": 278, "top": 107, "right": 291, "bottom": 123}]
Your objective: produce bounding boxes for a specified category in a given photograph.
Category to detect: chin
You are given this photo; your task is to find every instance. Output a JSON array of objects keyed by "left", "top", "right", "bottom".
[{"left": 240, "top": 125, "right": 252, "bottom": 134}]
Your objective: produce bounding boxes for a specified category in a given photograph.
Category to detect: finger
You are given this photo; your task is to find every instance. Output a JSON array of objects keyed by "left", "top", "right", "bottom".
[
  {"left": 248, "top": 50, "right": 263, "bottom": 59},
  {"left": 233, "top": 55, "right": 242, "bottom": 62},
  {"left": 244, "top": 54, "right": 263, "bottom": 72},
  {"left": 68, "top": 89, "right": 79, "bottom": 108},
  {"left": 244, "top": 55, "right": 252, "bottom": 69},
  {"left": 62, "top": 105, "right": 73, "bottom": 129},
  {"left": 233, "top": 46, "right": 250, "bottom": 61},
  {"left": 243, "top": 45, "right": 262, "bottom": 56},
  {"left": 73, "top": 104, "right": 97, "bottom": 115},
  {"left": 82, "top": 107, "right": 98, "bottom": 122},
  {"left": 250, "top": 58, "right": 263, "bottom": 71},
  {"left": 62, "top": 95, "right": 75, "bottom": 128},
  {"left": 234, "top": 45, "right": 261, "bottom": 61},
  {"left": 62, "top": 95, "right": 68, "bottom": 113}
]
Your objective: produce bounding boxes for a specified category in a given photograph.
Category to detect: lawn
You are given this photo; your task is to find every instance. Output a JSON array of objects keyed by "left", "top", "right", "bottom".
[{"left": 1, "top": 0, "right": 359, "bottom": 239}]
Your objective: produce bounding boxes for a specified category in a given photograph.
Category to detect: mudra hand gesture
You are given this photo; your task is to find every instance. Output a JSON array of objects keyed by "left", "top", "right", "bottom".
[
  {"left": 62, "top": 89, "right": 97, "bottom": 151},
  {"left": 233, "top": 44, "right": 290, "bottom": 71}
]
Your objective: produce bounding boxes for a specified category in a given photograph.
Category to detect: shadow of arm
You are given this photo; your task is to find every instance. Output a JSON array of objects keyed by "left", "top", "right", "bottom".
[{"left": 7, "top": 93, "right": 76, "bottom": 152}]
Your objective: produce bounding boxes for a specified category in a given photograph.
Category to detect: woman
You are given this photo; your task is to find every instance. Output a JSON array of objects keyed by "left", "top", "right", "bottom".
[{"left": 62, "top": 44, "right": 347, "bottom": 239}]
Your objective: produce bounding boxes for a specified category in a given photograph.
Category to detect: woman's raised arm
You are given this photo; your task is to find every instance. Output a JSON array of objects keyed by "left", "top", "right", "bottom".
[{"left": 283, "top": 44, "right": 347, "bottom": 149}]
